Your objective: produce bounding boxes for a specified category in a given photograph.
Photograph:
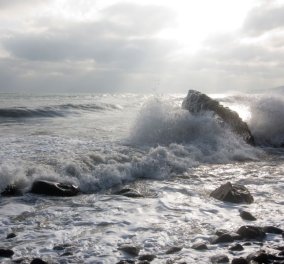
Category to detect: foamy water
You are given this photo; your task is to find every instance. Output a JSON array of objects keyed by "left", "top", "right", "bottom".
[{"left": 0, "top": 92, "right": 284, "bottom": 263}]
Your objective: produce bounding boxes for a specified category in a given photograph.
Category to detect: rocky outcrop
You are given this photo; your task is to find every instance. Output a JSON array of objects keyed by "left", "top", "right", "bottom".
[
  {"left": 210, "top": 182, "right": 254, "bottom": 204},
  {"left": 182, "top": 90, "right": 254, "bottom": 144},
  {"left": 30, "top": 180, "right": 80, "bottom": 197}
]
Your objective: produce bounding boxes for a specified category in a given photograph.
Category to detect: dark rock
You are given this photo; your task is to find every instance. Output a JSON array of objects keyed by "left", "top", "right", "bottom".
[
  {"left": 216, "top": 229, "right": 229, "bottom": 236},
  {"left": 210, "top": 182, "right": 253, "bottom": 204},
  {"left": 53, "top": 243, "right": 71, "bottom": 251},
  {"left": 114, "top": 188, "right": 144, "bottom": 198},
  {"left": 60, "top": 252, "right": 73, "bottom": 256},
  {"left": 246, "top": 250, "right": 269, "bottom": 263},
  {"left": 0, "top": 248, "right": 14, "bottom": 258},
  {"left": 237, "top": 226, "right": 266, "bottom": 240},
  {"left": 116, "top": 260, "right": 135, "bottom": 264},
  {"left": 210, "top": 254, "right": 229, "bottom": 263},
  {"left": 231, "top": 257, "right": 248, "bottom": 264},
  {"left": 191, "top": 242, "right": 208, "bottom": 250},
  {"left": 30, "top": 259, "right": 48, "bottom": 264},
  {"left": 239, "top": 210, "right": 256, "bottom": 221},
  {"left": 118, "top": 245, "right": 140, "bottom": 256},
  {"left": 242, "top": 242, "right": 252, "bottom": 246},
  {"left": 1, "top": 184, "right": 22, "bottom": 196},
  {"left": 6, "top": 233, "right": 16, "bottom": 239},
  {"left": 165, "top": 246, "right": 183, "bottom": 254},
  {"left": 263, "top": 226, "right": 283, "bottom": 234},
  {"left": 30, "top": 180, "right": 80, "bottom": 197},
  {"left": 138, "top": 254, "right": 156, "bottom": 261},
  {"left": 212, "top": 234, "right": 234, "bottom": 244},
  {"left": 229, "top": 244, "right": 244, "bottom": 251},
  {"left": 137, "top": 261, "right": 150, "bottom": 264},
  {"left": 182, "top": 90, "right": 254, "bottom": 144}
]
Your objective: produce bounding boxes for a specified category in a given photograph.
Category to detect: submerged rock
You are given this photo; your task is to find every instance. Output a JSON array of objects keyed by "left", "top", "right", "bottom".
[
  {"left": 30, "top": 180, "right": 80, "bottom": 196},
  {"left": 0, "top": 248, "right": 14, "bottom": 258},
  {"left": 239, "top": 210, "right": 257, "bottom": 221},
  {"left": 262, "top": 226, "right": 283, "bottom": 234},
  {"left": 211, "top": 234, "right": 234, "bottom": 244},
  {"left": 1, "top": 184, "right": 22, "bottom": 196},
  {"left": 182, "top": 90, "right": 254, "bottom": 144},
  {"left": 30, "top": 258, "right": 48, "bottom": 264},
  {"left": 237, "top": 226, "right": 266, "bottom": 240},
  {"left": 210, "top": 254, "right": 229, "bottom": 263},
  {"left": 231, "top": 258, "right": 248, "bottom": 264},
  {"left": 210, "top": 182, "right": 254, "bottom": 204},
  {"left": 165, "top": 246, "right": 183, "bottom": 254},
  {"left": 6, "top": 233, "right": 16, "bottom": 239},
  {"left": 118, "top": 245, "right": 140, "bottom": 256},
  {"left": 114, "top": 188, "right": 144, "bottom": 198},
  {"left": 138, "top": 254, "right": 156, "bottom": 261},
  {"left": 191, "top": 242, "right": 208, "bottom": 250},
  {"left": 229, "top": 244, "right": 244, "bottom": 251}
]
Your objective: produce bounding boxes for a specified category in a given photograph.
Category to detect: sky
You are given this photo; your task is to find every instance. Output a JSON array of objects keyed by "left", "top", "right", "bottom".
[{"left": 0, "top": 0, "right": 284, "bottom": 93}]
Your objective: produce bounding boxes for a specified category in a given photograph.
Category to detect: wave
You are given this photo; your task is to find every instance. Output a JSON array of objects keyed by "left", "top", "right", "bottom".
[{"left": 0, "top": 103, "right": 122, "bottom": 119}]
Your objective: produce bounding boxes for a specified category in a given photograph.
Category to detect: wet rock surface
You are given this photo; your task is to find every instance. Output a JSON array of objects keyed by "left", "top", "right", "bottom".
[
  {"left": 1, "top": 184, "right": 22, "bottom": 196},
  {"left": 237, "top": 225, "right": 266, "bottom": 240},
  {"left": 210, "top": 182, "right": 254, "bottom": 204},
  {"left": 118, "top": 245, "right": 141, "bottom": 256},
  {"left": 239, "top": 210, "right": 257, "bottom": 221},
  {"left": 0, "top": 248, "right": 14, "bottom": 258},
  {"left": 30, "top": 180, "right": 80, "bottom": 196}
]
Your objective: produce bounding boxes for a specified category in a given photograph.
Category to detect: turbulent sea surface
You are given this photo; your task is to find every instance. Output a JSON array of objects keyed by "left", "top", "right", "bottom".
[{"left": 0, "top": 92, "right": 284, "bottom": 263}]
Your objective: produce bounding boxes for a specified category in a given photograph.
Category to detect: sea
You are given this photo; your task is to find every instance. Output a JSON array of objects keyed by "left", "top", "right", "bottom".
[{"left": 0, "top": 92, "right": 283, "bottom": 263}]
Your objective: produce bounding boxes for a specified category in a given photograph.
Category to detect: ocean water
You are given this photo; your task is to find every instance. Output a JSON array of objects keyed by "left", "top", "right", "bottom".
[{"left": 0, "top": 92, "right": 283, "bottom": 263}]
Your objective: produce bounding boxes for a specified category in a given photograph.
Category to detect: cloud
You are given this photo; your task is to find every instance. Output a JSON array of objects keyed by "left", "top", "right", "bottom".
[{"left": 243, "top": 2, "right": 284, "bottom": 36}]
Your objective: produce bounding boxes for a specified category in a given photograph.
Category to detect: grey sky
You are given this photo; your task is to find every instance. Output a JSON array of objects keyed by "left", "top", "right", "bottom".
[{"left": 0, "top": 0, "right": 284, "bottom": 93}]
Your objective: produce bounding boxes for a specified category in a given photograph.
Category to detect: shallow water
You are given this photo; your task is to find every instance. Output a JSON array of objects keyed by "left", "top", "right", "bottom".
[{"left": 0, "top": 92, "right": 283, "bottom": 263}]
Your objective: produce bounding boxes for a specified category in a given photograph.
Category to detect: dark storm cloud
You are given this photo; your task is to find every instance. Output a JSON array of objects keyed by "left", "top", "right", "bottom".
[{"left": 243, "top": 3, "right": 284, "bottom": 36}]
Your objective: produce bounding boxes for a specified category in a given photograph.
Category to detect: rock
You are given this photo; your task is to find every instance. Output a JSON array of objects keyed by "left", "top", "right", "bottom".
[
  {"left": 114, "top": 188, "right": 144, "bottom": 198},
  {"left": 6, "top": 233, "right": 16, "bottom": 239},
  {"left": 60, "top": 252, "right": 73, "bottom": 256},
  {"left": 0, "top": 248, "right": 14, "bottom": 258},
  {"left": 211, "top": 234, "right": 234, "bottom": 244},
  {"left": 118, "top": 245, "right": 140, "bottom": 256},
  {"left": 229, "top": 244, "right": 244, "bottom": 251},
  {"left": 30, "top": 180, "right": 80, "bottom": 196},
  {"left": 191, "top": 242, "right": 208, "bottom": 250},
  {"left": 53, "top": 243, "right": 71, "bottom": 251},
  {"left": 210, "top": 254, "right": 229, "bottom": 263},
  {"left": 237, "top": 226, "right": 266, "bottom": 240},
  {"left": 210, "top": 182, "right": 253, "bottom": 204},
  {"left": 246, "top": 250, "right": 269, "bottom": 263},
  {"left": 165, "top": 246, "right": 183, "bottom": 254},
  {"left": 262, "top": 226, "right": 283, "bottom": 234},
  {"left": 138, "top": 254, "right": 156, "bottom": 261},
  {"left": 30, "top": 259, "right": 48, "bottom": 264},
  {"left": 1, "top": 184, "right": 22, "bottom": 196},
  {"left": 116, "top": 260, "right": 135, "bottom": 264},
  {"left": 138, "top": 261, "right": 150, "bottom": 264},
  {"left": 239, "top": 210, "right": 256, "bottom": 221},
  {"left": 231, "top": 257, "right": 248, "bottom": 264},
  {"left": 182, "top": 90, "right": 254, "bottom": 145}
]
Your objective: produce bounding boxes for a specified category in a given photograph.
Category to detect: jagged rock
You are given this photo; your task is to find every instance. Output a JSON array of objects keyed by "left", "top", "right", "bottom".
[
  {"left": 53, "top": 243, "right": 71, "bottom": 251},
  {"left": 165, "top": 246, "right": 183, "bottom": 254},
  {"left": 1, "top": 184, "right": 22, "bottom": 196},
  {"left": 114, "top": 188, "right": 144, "bottom": 198},
  {"left": 138, "top": 254, "right": 156, "bottom": 261},
  {"left": 237, "top": 226, "right": 266, "bottom": 240},
  {"left": 191, "top": 242, "right": 208, "bottom": 250},
  {"left": 210, "top": 254, "right": 229, "bottom": 263},
  {"left": 239, "top": 210, "right": 256, "bottom": 221},
  {"left": 182, "top": 90, "right": 254, "bottom": 144},
  {"left": 262, "top": 226, "right": 283, "bottom": 234},
  {"left": 210, "top": 182, "right": 254, "bottom": 204},
  {"left": 118, "top": 245, "right": 140, "bottom": 256},
  {"left": 30, "top": 180, "right": 80, "bottom": 196},
  {"left": 231, "top": 257, "right": 248, "bottom": 264},
  {"left": 229, "top": 244, "right": 244, "bottom": 251},
  {"left": 0, "top": 248, "right": 14, "bottom": 258},
  {"left": 211, "top": 234, "right": 234, "bottom": 244}
]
